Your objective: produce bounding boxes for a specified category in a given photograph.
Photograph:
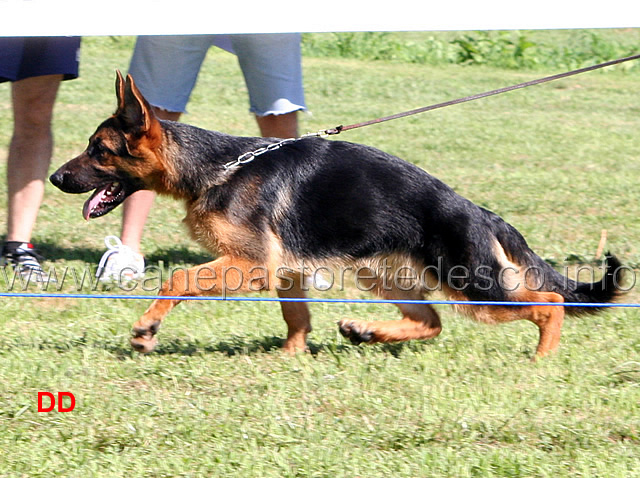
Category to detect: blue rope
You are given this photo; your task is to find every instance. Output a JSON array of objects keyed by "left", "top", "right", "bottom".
[{"left": 1, "top": 291, "right": 639, "bottom": 308}]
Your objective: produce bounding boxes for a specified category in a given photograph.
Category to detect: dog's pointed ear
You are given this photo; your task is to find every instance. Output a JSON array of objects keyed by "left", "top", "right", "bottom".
[
  {"left": 115, "top": 70, "right": 126, "bottom": 112},
  {"left": 116, "top": 73, "right": 158, "bottom": 135}
]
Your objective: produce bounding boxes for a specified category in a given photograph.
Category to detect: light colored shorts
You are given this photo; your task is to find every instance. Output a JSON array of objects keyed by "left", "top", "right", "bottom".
[{"left": 128, "top": 34, "right": 305, "bottom": 116}]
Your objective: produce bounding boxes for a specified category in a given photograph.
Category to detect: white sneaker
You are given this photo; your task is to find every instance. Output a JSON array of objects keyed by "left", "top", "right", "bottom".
[{"left": 96, "top": 236, "right": 145, "bottom": 283}]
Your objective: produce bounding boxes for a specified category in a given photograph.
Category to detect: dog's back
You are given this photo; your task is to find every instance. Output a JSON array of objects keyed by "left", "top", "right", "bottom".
[{"left": 208, "top": 135, "right": 619, "bottom": 306}]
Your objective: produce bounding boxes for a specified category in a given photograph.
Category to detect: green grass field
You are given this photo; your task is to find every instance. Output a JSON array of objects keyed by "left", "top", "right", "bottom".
[{"left": 0, "top": 32, "right": 639, "bottom": 477}]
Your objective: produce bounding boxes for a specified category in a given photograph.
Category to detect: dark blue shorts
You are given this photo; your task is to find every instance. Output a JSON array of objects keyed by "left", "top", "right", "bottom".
[{"left": 0, "top": 36, "right": 81, "bottom": 83}]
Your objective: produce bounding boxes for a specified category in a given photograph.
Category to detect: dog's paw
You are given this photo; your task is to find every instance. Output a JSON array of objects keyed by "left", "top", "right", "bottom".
[
  {"left": 130, "top": 335, "right": 158, "bottom": 354},
  {"left": 338, "top": 319, "right": 376, "bottom": 345},
  {"left": 132, "top": 321, "right": 160, "bottom": 337}
]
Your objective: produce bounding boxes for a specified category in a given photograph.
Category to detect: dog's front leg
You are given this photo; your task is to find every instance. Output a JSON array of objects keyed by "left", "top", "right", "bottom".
[
  {"left": 277, "top": 274, "right": 312, "bottom": 354},
  {"left": 130, "top": 255, "right": 268, "bottom": 353}
]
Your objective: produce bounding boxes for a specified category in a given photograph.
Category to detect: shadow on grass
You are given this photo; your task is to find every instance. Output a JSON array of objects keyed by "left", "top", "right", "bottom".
[
  {"left": 106, "top": 336, "right": 352, "bottom": 358},
  {"left": 33, "top": 240, "right": 212, "bottom": 268},
  {"left": 2, "top": 334, "right": 414, "bottom": 359},
  {"left": 35, "top": 241, "right": 102, "bottom": 264},
  {"left": 0, "top": 320, "right": 432, "bottom": 359},
  {"left": 98, "top": 335, "right": 429, "bottom": 360}
]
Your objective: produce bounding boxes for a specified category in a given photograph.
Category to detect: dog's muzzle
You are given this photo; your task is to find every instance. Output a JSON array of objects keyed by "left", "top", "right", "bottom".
[
  {"left": 49, "top": 168, "right": 92, "bottom": 194},
  {"left": 49, "top": 169, "right": 72, "bottom": 191},
  {"left": 49, "top": 170, "right": 66, "bottom": 189}
]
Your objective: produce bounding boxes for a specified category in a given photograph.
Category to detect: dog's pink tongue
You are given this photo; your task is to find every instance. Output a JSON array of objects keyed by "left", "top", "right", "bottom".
[{"left": 82, "top": 187, "right": 107, "bottom": 221}]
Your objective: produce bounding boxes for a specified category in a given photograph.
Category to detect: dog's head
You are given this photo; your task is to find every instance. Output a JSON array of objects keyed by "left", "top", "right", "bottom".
[{"left": 50, "top": 71, "right": 166, "bottom": 220}]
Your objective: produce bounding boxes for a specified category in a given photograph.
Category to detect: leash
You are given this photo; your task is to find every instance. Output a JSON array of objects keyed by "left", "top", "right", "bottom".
[
  {"left": 224, "top": 53, "right": 640, "bottom": 170},
  {"left": 323, "top": 53, "right": 640, "bottom": 135}
]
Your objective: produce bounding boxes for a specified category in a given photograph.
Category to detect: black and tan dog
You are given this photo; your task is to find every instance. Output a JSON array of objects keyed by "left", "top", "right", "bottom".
[{"left": 50, "top": 72, "right": 621, "bottom": 358}]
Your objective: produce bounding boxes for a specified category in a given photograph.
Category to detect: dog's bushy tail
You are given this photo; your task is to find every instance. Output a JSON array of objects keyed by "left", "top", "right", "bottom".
[{"left": 539, "top": 253, "right": 624, "bottom": 316}]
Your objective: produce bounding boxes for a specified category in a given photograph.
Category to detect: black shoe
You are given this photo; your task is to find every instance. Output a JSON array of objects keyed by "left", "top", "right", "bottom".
[{"left": 0, "top": 241, "right": 54, "bottom": 283}]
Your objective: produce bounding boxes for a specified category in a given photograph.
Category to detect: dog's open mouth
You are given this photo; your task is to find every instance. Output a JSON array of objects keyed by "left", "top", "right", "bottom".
[{"left": 82, "top": 182, "right": 127, "bottom": 220}]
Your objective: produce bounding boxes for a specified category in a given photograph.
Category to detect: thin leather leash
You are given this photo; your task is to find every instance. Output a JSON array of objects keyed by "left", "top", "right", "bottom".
[
  {"left": 324, "top": 53, "right": 640, "bottom": 136},
  {"left": 224, "top": 53, "right": 640, "bottom": 170}
]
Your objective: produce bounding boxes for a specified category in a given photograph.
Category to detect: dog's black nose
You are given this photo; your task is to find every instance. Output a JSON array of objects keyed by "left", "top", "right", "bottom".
[{"left": 49, "top": 170, "right": 66, "bottom": 188}]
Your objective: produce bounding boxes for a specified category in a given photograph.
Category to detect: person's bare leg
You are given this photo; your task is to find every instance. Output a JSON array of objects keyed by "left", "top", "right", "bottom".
[
  {"left": 6, "top": 75, "right": 62, "bottom": 242},
  {"left": 255, "top": 111, "right": 298, "bottom": 139},
  {"left": 119, "top": 107, "right": 181, "bottom": 252},
  {"left": 119, "top": 190, "right": 155, "bottom": 254},
  {"left": 151, "top": 107, "right": 181, "bottom": 123}
]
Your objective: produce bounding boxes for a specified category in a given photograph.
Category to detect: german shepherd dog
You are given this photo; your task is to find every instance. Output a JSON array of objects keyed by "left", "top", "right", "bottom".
[{"left": 50, "top": 72, "right": 621, "bottom": 358}]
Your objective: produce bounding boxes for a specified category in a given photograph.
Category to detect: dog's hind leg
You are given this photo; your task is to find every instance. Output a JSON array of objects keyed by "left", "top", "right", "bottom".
[
  {"left": 130, "top": 255, "right": 269, "bottom": 353},
  {"left": 277, "top": 274, "right": 312, "bottom": 354},
  {"left": 525, "top": 291, "right": 565, "bottom": 359},
  {"left": 338, "top": 285, "right": 442, "bottom": 345},
  {"left": 455, "top": 290, "right": 565, "bottom": 359}
]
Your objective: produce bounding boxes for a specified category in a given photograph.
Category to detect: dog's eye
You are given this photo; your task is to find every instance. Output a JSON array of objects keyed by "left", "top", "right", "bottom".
[{"left": 88, "top": 143, "right": 111, "bottom": 157}]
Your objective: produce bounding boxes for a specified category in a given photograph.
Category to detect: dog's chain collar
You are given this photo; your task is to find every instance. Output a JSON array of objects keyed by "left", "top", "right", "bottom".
[{"left": 223, "top": 129, "right": 334, "bottom": 171}]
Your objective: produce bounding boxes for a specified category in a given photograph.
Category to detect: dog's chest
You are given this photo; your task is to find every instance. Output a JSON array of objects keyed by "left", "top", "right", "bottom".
[{"left": 183, "top": 204, "right": 267, "bottom": 261}]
